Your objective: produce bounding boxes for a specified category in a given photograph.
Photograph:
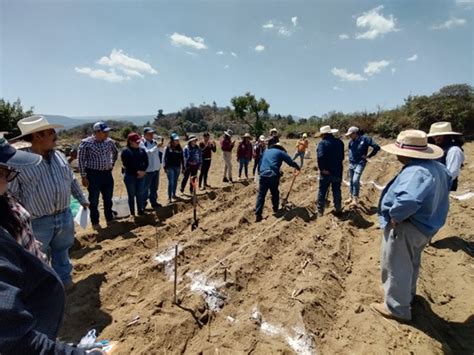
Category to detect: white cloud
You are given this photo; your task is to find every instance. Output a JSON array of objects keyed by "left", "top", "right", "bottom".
[
  {"left": 263, "top": 19, "right": 295, "bottom": 36},
  {"left": 75, "top": 67, "right": 130, "bottom": 83},
  {"left": 355, "top": 5, "right": 398, "bottom": 39},
  {"left": 291, "top": 16, "right": 298, "bottom": 26},
  {"left": 98, "top": 49, "right": 157, "bottom": 75},
  {"left": 339, "top": 33, "right": 350, "bottom": 40},
  {"left": 333, "top": 86, "right": 342, "bottom": 91},
  {"left": 391, "top": 68, "right": 397, "bottom": 74},
  {"left": 224, "top": 64, "right": 230, "bottom": 69},
  {"left": 170, "top": 32, "right": 207, "bottom": 50},
  {"left": 255, "top": 45, "right": 265, "bottom": 52},
  {"left": 406, "top": 54, "right": 418, "bottom": 62},
  {"left": 331, "top": 67, "right": 366, "bottom": 81},
  {"left": 216, "top": 51, "right": 225, "bottom": 55},
  {"left": 432, "top": 17, "right": 466, "bottom": 30},
  {"left": 231, "top": 52, "right": 237, "bottom": 57},
  {"left": 364, "top": 60, "right": 391, "bottom": 76},
  {"left": 185, "top": 51, "right": 198, "bottom": 57},
  {"left": 121, "top": 68, "right": 144, "bottom": 78},
  {"left": 456, "top": 0, "right": 474, "bottom": 5},
  {"left": 262, "top": 21, "right": 275, "bottom": 29}
]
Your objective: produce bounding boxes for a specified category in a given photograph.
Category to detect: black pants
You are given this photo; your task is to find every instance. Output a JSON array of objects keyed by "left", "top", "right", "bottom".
[
  {"left": 86, "top": 169, "right": 114, "bottom": 224},
  {"left": 181, "top": 165, "right": 199, "bottom": 193},
  {"left": 199, "top": 159, "right": 212, "bottom": 187}
]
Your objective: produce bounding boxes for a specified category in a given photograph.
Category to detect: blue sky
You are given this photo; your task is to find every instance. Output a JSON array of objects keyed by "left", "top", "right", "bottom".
[{"left": 1, "top": 0, "right": 473, "bottom": 118}]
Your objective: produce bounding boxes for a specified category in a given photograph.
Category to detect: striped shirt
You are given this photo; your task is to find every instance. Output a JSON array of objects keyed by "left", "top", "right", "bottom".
[
  {"left": 9, "top": 149, "right": 88, "bottom": 220},
  {"left": 78, "top": 136, "right": 118, "bottom": 176}
]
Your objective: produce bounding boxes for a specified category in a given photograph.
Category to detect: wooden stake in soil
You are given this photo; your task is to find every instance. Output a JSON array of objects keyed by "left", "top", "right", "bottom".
[{"left": 173, "top": 244, "right": 178, "bottom": 304}]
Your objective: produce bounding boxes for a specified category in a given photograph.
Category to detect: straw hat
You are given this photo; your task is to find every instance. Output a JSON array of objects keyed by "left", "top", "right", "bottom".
[
  {"left": 243, "top": 133, "right": 251, "bottom": 139},
  {"left": 259, "top": 135, "right": 265, "bottom": 142},
  {"left": 224, "top": 129, "right": 233, "bottom": 137},
  {"left": 381, "top": 130, "right": 443, "bottom": 160},
  {"left": 319, "top": 125, "right": 339, "bottom": 135},
  {"left": 11, "top": 115, "right": 64, "bottom": 140},
  {"left": 302, "top": 133, "right": 308, "bottom": 138},
  {"left": 187, "top": 135, "right": 198, "bottom": 144},
  {"left": 427, "top": 122, "right": 462, "bottom": 137}
]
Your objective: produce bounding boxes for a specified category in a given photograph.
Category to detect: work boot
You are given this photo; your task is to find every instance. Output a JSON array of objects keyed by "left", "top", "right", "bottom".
[
  {"left": 370, "top": 303, "right": 410, "bottom": 322},
  {"left": 255, "top": 214, "right": 263, "bottom": 223}
]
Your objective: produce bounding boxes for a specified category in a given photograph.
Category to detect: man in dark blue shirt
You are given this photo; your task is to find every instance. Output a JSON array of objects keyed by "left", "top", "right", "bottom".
[
  {"left": 316, "top": 126, "right": 344, "bottom": 216},
  {"left": 345, "top": 126, "right": 380, "bottom": 206},
  {"left": 255, "top": 144, "right": 300, "bottom": 222}
]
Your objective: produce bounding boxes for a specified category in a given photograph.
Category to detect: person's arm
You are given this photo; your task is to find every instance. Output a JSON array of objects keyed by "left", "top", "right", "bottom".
[
  {"left": 211, "top": 142, "right": 217, "bottom": 152},
  {"left": 389, "top": 167, "right": 433, "bottom": 224},
  {"left": 0, "top": 248, "right": 87, "bottom": 354},
  {"left": 282, "top": 151, "right": 301, "bottom": 170},
  {"left": 445, "top": 147, "right": 464, "bottom": 180},
  {"left": 141, "top": 150, "right": 149, "bottom": 172},
  {"left": 121, "top": 149, "right": 130, "bottom": 170},
  {"left": 316, "top": 142, "right": 328, "bottom": 172},
  {"left": 366, "top": 137, "right": 381, "bottom": 159},
  {"left": 77, "top": 141, "right": 88, "bottom": 177},
  {"left": 111, "top": 141, "right": 118, "bottom": 166}
]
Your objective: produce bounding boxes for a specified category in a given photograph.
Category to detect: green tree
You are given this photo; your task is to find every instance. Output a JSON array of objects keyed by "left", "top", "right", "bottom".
[
  {"left": 0, "top": 98, "right": 34, "bottom": 138},
  {"left": 231, "top": 92, "right": 270, "bottom": 138}
]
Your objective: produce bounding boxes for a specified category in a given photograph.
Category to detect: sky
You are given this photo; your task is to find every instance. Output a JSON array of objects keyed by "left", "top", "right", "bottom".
[{"left": 1, "top": 0, "right": 473, "bottom": 118}]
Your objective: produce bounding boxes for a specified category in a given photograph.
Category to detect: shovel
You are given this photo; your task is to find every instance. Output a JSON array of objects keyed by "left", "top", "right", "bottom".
[
  {"left": 191, "top": 176, "right": 199, "bottom": 230},
  {"left": 281, "top": 170, "right": 299, "bottom": 208}
]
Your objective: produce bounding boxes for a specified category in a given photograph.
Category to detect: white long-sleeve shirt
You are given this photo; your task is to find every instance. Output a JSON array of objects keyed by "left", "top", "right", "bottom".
[
  {"left": 140, "top": 139, "right": 162, "bottom": 172},
  {"left": 445, "top": 146, "right": 464, "bottom": 180}
]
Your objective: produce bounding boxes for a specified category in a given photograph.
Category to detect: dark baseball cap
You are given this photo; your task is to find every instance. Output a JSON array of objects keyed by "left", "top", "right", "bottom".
[{"left": 93, "top": 121, "right": 111, "bottom": 132}]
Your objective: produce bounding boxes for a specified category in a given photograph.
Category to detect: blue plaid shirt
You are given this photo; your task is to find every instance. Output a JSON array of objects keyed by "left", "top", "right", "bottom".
[{"left": 78, "top": 136, "right": 118, "bottom": 177}]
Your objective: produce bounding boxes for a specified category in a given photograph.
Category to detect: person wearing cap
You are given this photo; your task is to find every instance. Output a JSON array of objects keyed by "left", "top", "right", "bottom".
[
  {"left": 370, "top": 130, "right": 451, "bottom": 322},
  {"left": 198, "top": 132, "right": 216, "bottom": 189},
  {"left": 345, "top": 126, "right": 380, "bottom": 206},
  {"left": 121, "top": 133, "right": 149, "bottom": 216},
  {"left": 140, "top": 127, "right": 162, "bottom": 208},
  {"left": 78, "top": 121, "right": 118, "bottom": 228},
  {"left": 255, "top": 142, "right": 300, "bottom": 222},
  {"left": 181, "top": 135, "right": 202, "bottom": 194},
  {"left": 252, "top": 135, "right": 266, "bottom": 177},
  {"left": 316, "top": 125, "right": 344, "bottom": 216},
  {"left": 221, "top": 130, "right": 235, "bottom": 183},
  {"left": 267, "top": 128, "right": 279, "bottom": 147},
  {"left": 8, "top": 115, "right": 89, "bottom": 287},
  {"left": 163, "top": 133, "right": 184, "bottom": 203},
  {"left": 237, "top": 133, "right": 253, "bottom": 180},
  {"left": 293, "top": 133, "right": 309, "bottom": 168},
  {"left": 427, "top": 122, "right": 465, "bottom": 191},
  {"left": 0, "top": 138, "right": 103, "bottom": 354}
]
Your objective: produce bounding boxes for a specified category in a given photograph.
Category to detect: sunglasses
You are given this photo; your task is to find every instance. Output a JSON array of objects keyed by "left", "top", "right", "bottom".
[{"left": 0, "top": 167, "right": 19, "bottom": 182}]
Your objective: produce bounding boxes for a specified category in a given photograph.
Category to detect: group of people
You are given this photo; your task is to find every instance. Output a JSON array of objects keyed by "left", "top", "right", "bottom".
[{"left": 0, "top": 113, "right": 466, "bottom": 352}]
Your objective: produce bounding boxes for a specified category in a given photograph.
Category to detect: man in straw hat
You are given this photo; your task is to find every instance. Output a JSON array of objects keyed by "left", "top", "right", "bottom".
[
  {"left": 221, "top": 129, "right": 235, "bottom": 183},
  {"left": 371, "top": 130, "right": 451, "bottom": 322},
  {"left": 316, "top": 125, "right": 344, "bottom": 217},
  {"left": 8, "top": 115, "right": 89, "bottom": 289},
  {"left": 427, "top": 121, "right": 464, "bottom": 191},
  {"left": 78, "top": 121, "right": 118, "bottom": 229}
]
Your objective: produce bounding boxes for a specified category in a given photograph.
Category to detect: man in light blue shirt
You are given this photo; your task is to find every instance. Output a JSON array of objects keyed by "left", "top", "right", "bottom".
[
  {"left": 371, "top": 130, "right": 451, "bottom": 322},
  {"left": 140, "top": 127, "right": 162, "bottom": 208}
]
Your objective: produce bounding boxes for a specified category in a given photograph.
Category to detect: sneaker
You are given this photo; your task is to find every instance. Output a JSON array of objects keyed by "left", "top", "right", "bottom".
[
  {"left": 223, "top": 177, "right": 229, "bottom": 183},
  {"left": 255, "top": 214, "right": 263, "bottom": 223}
]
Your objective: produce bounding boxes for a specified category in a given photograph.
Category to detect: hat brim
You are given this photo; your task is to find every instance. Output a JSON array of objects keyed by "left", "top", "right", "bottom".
[
  {"left": 10, "top": 124, "right": 64, "bottom": 141},
  {"left": 187, "top": 138, "right": 198, "bottom": 144},
  {"left": 427, "top": 131, "right": 462, "bottom": 137},
  {"left": 320, "top": 129, "right": 339, "bottom": 136},
  {"left": 381, "top": 143, "right": 444, "bottom": 160},
  {"left": 2, "top": 149, "right": 42, "bottom": 169},
  {"left": 345, "top": 131, "right": 357, "bottom": 136}
]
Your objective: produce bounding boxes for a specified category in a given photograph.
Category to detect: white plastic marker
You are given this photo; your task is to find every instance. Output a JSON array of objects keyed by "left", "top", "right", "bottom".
[{"left": 450, "top": 192, "right": 474, "bottom": 201}]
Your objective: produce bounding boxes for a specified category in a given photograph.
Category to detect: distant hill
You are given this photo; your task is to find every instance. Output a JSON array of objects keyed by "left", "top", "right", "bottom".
[
  {"left": 41, "top": 115, "right": 93, "bottom": 130},
  {"left": 71, "top": 115, "right": 155, "bottom": 126}
]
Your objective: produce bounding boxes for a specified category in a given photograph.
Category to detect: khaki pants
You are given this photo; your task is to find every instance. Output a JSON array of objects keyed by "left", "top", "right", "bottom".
[{"left": 223, "top": 151, "right": 233, "bottom": 180}]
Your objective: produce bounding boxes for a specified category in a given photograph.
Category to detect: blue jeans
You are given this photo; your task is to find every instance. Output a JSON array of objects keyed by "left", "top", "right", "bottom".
[
  {"left": 32, "top": 209, "right": 75, "bottom": 284},
  {"left": 124, "top": 174, "right": 146, "bottom": 215},
  {"left": 255, "top": 175, "right": 280, "bottom": 216},
  {"left": 253, "top": 159, "right": 261, "bottom": 176},
  {"left": 239, "top": 158, "right": 250, "bottom": 178},
  {"left": 143, "top": 170, "right": 160, "bottom": 206},
  {"left": 166, "top": 167, "right": 181, "bottom": 200},
  {"left": 317, "top": 175, "right": 342, "bottom": 212},
  {"left": 349, "top": 162, "right": 366, "bottom": 197},
  {"left": 293, "top": 151, "right": 305, "bottom": 168},
  {"left": 86, "top": 169, "right": 114, "bottom": 224}
]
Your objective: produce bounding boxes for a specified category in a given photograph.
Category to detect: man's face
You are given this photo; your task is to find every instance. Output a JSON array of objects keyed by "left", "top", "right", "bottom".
[
  {"left": 95, "top": 131, "right": 109, "bottom": 141},
  {"left": 33, "top": 129, "right": 57, "bottom": 150},
  {"left": 204, "top": 135, "right": 210, "bottom": 142},
  {"left": 349, "top": 132, "right": 357, "bottom": 140},
  {"left": 145, "top": 132, "right": 154, "bottom": 141},
  {"left": 433, "top": 135, "right": 445, "bottom": 145}
]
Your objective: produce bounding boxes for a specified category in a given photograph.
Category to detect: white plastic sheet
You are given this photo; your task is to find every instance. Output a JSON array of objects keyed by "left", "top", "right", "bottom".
[
  {"left": 112, "top": 197, "right": 130, "bottom": 218},
  {"left": 74, "top": 206, "right": 89, "bottom": 229}
]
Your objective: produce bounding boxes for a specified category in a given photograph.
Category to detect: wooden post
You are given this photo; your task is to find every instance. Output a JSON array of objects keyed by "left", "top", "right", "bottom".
[{"left": 173, "top": 244, "right": 178, "bottom": 304}]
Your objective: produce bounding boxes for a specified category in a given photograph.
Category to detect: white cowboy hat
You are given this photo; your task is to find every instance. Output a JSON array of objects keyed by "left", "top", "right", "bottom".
[
  {"left": 11, "top": 115, "right": 64, "bottom": 141},
  {"left": 381, "top": 130, "right": 443, "bottom": 160},
  {"left": 319, "top": 125, "right": 339, "bottom": 135},
  {"left": 243, "top": 133, "right": 252, "bottom": 139},
  {"left": 302, "top": 133, "right": 308, "bottom": 138},
  {"left": 427, "top": 122, "right": 462, "bottom": 137},
  {"left": 224, "top": 129, "right": 233, "bottom": 137},
  {"left": 259, "top": 135, "right": 265, "bottom": 142}
]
